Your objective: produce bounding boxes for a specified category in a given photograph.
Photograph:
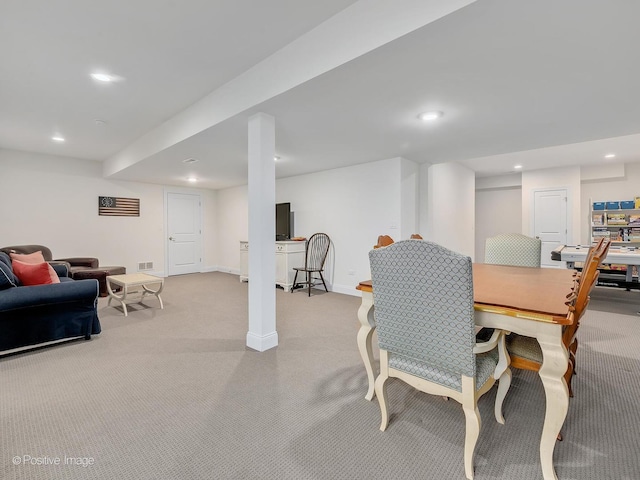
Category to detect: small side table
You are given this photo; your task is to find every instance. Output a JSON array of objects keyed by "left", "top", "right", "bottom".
[{"left": 106, "top": 273, "right": 164, "bottom": 316}]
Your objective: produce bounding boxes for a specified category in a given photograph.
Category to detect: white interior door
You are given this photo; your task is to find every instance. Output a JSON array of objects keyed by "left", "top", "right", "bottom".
[
  {"left": 167, "top": 192, "right": 202, "bottom": 276},
  {"left": 533, "top": 189, "right": 568, "bottom": 268}
]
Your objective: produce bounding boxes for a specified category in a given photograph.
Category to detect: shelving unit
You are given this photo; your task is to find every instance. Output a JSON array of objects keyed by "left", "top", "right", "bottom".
[{"left": 590, "top": 199, "right": 640, "bottom": 245}]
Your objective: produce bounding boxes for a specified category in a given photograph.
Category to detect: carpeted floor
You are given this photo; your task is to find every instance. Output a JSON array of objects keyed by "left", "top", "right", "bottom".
[{"left": 1, "top": 273, "right": 639, "bottom": 479}]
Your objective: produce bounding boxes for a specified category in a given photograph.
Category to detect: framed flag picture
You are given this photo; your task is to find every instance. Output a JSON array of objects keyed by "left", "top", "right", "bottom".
[{"left": 98, "top": 196, "right": 140, "bottom": 216}]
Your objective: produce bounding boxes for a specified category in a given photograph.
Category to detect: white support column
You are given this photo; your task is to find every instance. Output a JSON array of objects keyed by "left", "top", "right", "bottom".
[{"left": 246, "top": 113, "right": 278, "bottom": 352}]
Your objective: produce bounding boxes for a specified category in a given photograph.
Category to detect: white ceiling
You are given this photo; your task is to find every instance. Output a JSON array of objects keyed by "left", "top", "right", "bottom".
[{"left": 3, "top": 0, "right": 640, "bottom": 189}]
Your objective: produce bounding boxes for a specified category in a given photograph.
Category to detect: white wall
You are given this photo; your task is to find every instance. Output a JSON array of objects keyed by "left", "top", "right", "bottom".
[
  {"left": 215, "top": 157, "right": 415, "bottom": 295},
  {"left": 427, "top": 162, "right": 475, "bottom": 258},
  {"left": 418, "top": 163, "right": 430, "bottom": 239},
  {"left": 475, "top": 186, "right": 522, "bottom": 263},
  {"left": 215, "top": 185, "right": 248, "bottom": 275},
  {"left": 400, "top": 158, "right": 419, "bottom": 239},
  {"left": 0, "top": 149, "right": 217, "bottom": 275},
  {"left": 476, "top": 163, "right": 640, "bottom": 261}
]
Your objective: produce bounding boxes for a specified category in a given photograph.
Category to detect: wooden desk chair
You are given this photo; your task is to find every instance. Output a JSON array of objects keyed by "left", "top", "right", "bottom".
[
  {"left": 484, "top": 233, "right": 541, "bottom": 267},
  {"left": 496, "top": 239, "right": 610, "bottom": 431},
  {"left": 373, "top": 235, "right": 394, "bottom": 249},
  {"left": 410, "top": 233, "right": 423, "bottom": 239},
  {"left": 369, "top": 240, "right": 508, "bottom": 480},
  {"left": 291, "top": 233, "right": 331, "bottom": 296}
]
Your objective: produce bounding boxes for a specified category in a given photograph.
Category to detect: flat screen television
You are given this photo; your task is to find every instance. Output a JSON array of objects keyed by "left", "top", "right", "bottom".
[{"left": 275, "top": 202, "right": 291, "bottom": 240}]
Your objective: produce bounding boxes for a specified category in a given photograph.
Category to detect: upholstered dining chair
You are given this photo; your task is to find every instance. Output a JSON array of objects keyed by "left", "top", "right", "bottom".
[
  {"left": 495, "top": 238, "right": 610, "bottom": 439},
  {"left": 369, "top": 240, "right": 508, "bottom": 480},
  {"left": 484, "top": 233, "right": 541, "bottom": 267},
  {"left": 292, "top": 233, "right": 331, "bottom": 296}
]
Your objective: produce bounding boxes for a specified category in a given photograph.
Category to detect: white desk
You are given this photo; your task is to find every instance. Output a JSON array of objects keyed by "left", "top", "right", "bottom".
[
  {"left": 239, "top": 241, "right": 305, "bottom": 292},
  {"left": 552, "top": 244, "right": 640, "bottom": 285}
]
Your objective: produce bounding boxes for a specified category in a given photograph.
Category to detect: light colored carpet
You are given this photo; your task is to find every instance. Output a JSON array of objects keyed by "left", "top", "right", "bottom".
[{"left": 1, "top": 273, "right": 639, "bottom": 479}]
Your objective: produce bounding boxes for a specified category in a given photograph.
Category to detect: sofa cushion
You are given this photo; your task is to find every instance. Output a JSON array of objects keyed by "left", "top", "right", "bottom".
[
  {"left": 0, "top": 261, "right": 17, "bottom": 290},
  {"left": 10, "top": 251, "right": 60, "bottom": 283},
  {"left": 0, "top": 252, "right": 19, "bottom": 286},
  {"left": 10, "top": 250, "right": 46, "bottom": 263},
  {"left": 12, "top": 260, "right": 60, "bottom": 286}
]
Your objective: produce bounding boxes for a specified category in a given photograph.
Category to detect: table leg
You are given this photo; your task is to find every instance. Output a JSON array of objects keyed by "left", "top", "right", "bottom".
[
  {"left": 537, "top": 325, "right": 569, "bottom": 480},
  {"left": 142, "top": 282, "right": 164, "bottom": 309},
  {"left": 357, "top": 291, "right": 376, "bottom": 401},
  {"left": 106, "top": 279, "right": 128, "bottom": 316}
]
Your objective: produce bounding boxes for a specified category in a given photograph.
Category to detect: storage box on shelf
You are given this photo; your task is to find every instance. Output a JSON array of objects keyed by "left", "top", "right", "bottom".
[{"left": 590, "top": 199, "right": 640, "bottom": 245}]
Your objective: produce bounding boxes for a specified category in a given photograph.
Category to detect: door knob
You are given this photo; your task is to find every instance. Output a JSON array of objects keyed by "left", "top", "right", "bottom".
[{"left": 169, "top": 236, "right": 174, "bottom": 241}]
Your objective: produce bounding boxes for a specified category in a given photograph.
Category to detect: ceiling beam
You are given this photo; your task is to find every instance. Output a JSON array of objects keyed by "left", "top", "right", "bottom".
[{"left": 103, "top": 0, "right": 477, "bottom": 177}]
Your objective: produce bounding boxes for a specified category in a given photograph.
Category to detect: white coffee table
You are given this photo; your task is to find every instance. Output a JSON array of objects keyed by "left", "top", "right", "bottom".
[{"left": 106, "top": 273, "right": 164, "bottom": 316}]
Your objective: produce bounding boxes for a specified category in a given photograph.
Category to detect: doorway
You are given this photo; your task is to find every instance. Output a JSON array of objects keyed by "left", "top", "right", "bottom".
[{"left": 166, "top": 191, "right": 202, "bottom": 276}]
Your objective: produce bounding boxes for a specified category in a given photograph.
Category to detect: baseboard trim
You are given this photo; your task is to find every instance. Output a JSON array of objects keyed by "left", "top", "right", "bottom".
[
  {"left": 246, "top": 331, "right": 279, "bottom": 352},
  {"left": 331, "top": 284, "right": 361, "bottom": 297}
]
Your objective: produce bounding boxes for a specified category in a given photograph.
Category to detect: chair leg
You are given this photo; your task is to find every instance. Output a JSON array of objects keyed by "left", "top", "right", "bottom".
[
  {"left": 292, "top": 270, "right": 299, "bottom": 293},
  {"left": 376, "top": 350, "right": 390, "bottom": 431},
  {"left": 565, "top": 362, "right": 575, "bottom": 398},
  {"left": 307, "top": 271, "right": 311, "bottom": 297},
  {"left": 319, "top": 271, "right": 328, "bottom": 292},
  {"left": 462, "top": 380, "right": 480, "bottom": 480},
  {"left": 494, "top": 368, "right": 511, "bottom": 425}
]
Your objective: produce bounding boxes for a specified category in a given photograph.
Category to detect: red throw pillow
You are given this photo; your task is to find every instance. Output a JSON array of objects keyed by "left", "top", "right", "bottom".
[
  {"left": 12, "top": 260, "right": 60, "bottom": 286},
  {"left": 10, "top": 251, "right": 59, "bottom": 284}
]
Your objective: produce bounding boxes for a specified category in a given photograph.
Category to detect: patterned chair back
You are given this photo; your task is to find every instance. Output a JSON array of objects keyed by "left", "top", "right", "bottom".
[
  {"left": 369, "top": 240, "right": 476, "bottom": 379},
  {"left": 485, "top": 233, "right": 541, "bottom": 267}
]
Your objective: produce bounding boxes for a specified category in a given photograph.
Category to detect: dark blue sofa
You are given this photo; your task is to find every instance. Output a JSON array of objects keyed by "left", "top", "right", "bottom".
[{"left": 0, "top": 252, "right": 101, "bottom": 352}]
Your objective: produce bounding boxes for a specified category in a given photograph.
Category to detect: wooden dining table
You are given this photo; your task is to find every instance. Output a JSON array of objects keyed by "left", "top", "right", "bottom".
[{"left": 356, "top": 263, "right": 577, "bottom": 480}]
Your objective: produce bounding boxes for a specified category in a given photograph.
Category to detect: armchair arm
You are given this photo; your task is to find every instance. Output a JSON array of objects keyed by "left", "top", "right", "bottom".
[
  {"left": 55, "top": 257, "right": 99, "bottom": 268},
  {"left": 473, "top": 328, "right": 505, "bottom": 354},
  {"left": 49, "top": 261, "right": 71, "bottom": 278},
  {"left": 0, "top": 279, "right": 99, "bottom": 313}
]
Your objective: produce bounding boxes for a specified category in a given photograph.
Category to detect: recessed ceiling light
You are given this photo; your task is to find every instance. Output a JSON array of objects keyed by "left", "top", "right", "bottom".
[
  {"left": 514, "top": 165, "right": 523, "bottom": 170},
  {"left": 51, "top": 136, "right": 65, "bottom": 142},
  {"left": 90, "top": 72, "right": 124, "bottom": 83},
  {"left": 91, "top": 73, "right": 114, "bottom": 82},
  {"left": 418, "top": 111, "right": 443, "bottom": 121},
  {"left": 604, "top": 153, "right": 616, "bottom": 159},
  {"left": 182, "top": 158, "right": 199, "bottom": 164},
  {"left": 187, "top": 177, "right": 197, "bottom": 183}
]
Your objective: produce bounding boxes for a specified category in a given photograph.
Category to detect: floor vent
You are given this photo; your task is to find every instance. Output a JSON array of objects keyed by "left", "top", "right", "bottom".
[{"left": 138, "top": 262, "right": 154, "bottom": 271}]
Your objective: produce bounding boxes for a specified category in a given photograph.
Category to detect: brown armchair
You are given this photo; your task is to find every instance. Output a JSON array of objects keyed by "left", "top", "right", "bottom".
[
  {"left": 0, "top": 244, "right": 124, "bottom": 297},
  {"left": 0, "top": 245, "right": 99, "bottom": 275}
]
